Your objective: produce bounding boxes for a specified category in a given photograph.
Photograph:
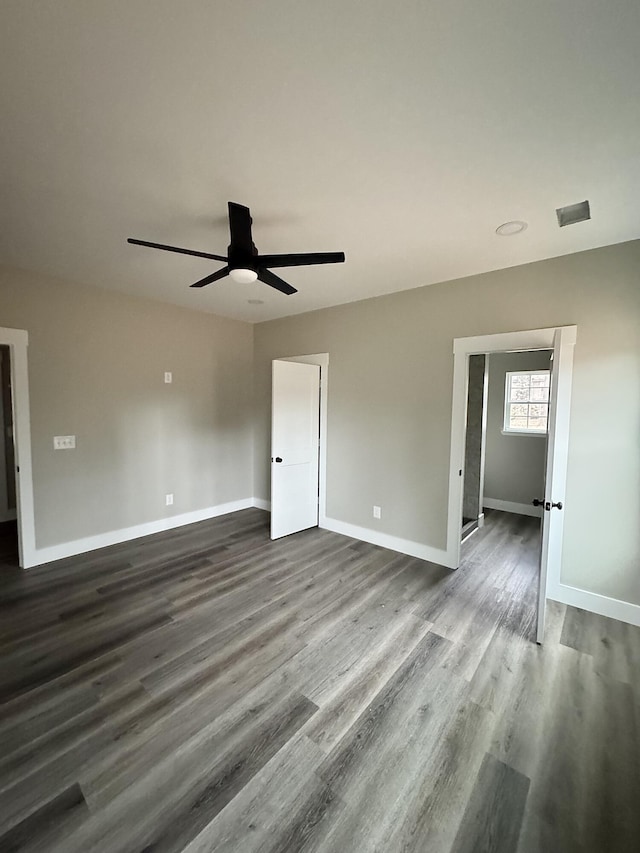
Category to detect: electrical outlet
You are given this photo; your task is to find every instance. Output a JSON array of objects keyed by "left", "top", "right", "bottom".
[
  {"left": 164, "top": 372, "right": 172, "bottom": 384},
  {"left": 373, "top": 505, "right": 381, "bottom": 519},
  {"left": 53, "top": 435, "right": 76, "bottom": 450},
  {"left": 165, "top": 493, "right": 174, "bottom": 506}
]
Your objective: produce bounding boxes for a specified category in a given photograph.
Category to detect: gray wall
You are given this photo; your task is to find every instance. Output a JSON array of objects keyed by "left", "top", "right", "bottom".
[
  {"left": 253, "top": 240, "right": 640, "bottom": 606},
  {"left": 2, "top": 241, "right": 639, "bottom": 609},
  {"left": 463, "top": 354, "right": 486, "bottom": 522},
  {"left": 483, "top": 350, "right": 551, "bottom": 507},
  {"left": 0, "top": 266, "right": 254, "bottom": 548}
]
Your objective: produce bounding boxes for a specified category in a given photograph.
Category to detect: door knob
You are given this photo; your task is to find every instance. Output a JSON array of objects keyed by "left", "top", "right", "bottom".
[
  {"left": 275, "top": 457, "right": 283, "bottom": 463},
  {"left": 533, "top": 498, "right": 563, "bottom": 511}
]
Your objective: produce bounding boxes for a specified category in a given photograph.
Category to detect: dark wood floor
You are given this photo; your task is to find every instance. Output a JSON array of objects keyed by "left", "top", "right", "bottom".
[{"left": 0, "top": 510, "right": 638, "bottom": 852}]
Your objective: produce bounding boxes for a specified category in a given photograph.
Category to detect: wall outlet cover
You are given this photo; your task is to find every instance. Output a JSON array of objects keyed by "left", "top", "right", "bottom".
[
  {"left": 373, "top": 505, "right": 381, "bottom": 519},
  {"left": 165, "top": 493, "right": 174, "bottom": 506},
  {"left": 53, "top": 435, "right": 76, "bottom": 450}
]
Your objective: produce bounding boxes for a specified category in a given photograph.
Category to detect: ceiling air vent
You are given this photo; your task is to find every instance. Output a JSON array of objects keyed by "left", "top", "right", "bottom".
[{"left": 556, "top": 200, "right": 591, "bottom": 227}]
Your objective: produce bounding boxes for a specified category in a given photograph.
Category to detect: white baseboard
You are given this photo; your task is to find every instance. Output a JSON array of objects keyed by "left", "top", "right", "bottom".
[
  {"left": 23, "top": 495, "right": 640, "bottom": 629},
  {"left": 549, "top": 582, "right": 640, "bottom": 628},
  {"left": 483, "top": 498, "right": 542, "bottom": 518},
  {"left": 27, "top": 498, "right": 255, "bottom": 568},
  {"left": 253, "top": 499, "right": 330, "bottom": 532},
  {"left": 252, "top": 498, "right": 271, "bottom": 512},
  {"left": 461, "top": 525, "right": 479, "bottom": 545},
  {"left": 321, "top": 516, "right": 454, "bottom": 569}
]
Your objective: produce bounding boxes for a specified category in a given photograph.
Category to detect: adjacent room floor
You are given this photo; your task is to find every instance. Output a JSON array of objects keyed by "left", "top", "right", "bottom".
[{"left": 0, "top": 509, "right": 638, "bottom": 852}]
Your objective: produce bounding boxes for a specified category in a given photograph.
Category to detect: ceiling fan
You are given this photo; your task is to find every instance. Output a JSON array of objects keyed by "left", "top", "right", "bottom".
[{"left": 128, "top": 202, "right": 345, "bottom": 295}]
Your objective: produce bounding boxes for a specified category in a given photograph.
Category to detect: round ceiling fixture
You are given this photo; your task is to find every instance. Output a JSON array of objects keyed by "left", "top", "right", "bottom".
[
  {"left": 495, "top": 220, "right": 528, "bottom": 236},
  {"left": 229, "top": 267, "right": 258, "bottom": 284},
  {"left": 247, "top": 298, "right": 264, "bottom": 305}
]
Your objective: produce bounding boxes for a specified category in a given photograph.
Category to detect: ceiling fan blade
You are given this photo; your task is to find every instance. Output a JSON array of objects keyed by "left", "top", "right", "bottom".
[
  {"left": 127, "top": 238, "right": 227, "bottom": 263},
  {"left": 257, "top": 267, "right": 297, "bottom": 295},
  {"left": 256, "top": 251, "right": 345, "bottom": 269},
  {"left": 228, "top": 202, "right": 255, "bottom": 254},
  {"left": 189, "top": 267, "right": 230, "bottom": 288}
]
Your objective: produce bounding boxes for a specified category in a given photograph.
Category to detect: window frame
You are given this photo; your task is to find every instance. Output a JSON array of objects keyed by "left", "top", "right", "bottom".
[{"left": 502, "top": 369, "right": 550, "bottom": 436}]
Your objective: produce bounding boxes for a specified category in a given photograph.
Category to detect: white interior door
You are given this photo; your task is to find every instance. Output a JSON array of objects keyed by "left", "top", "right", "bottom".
[
  {"left": 537, "top": 328, "right": 574, "bottom": 643},
  {"left": 271, "top": 360, "right": 320, "bottom": 540}
]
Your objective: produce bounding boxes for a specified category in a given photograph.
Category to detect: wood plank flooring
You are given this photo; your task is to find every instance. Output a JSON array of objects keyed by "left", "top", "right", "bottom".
[{"left": 0, "top": 510, "right": 639, "bottom": 852}]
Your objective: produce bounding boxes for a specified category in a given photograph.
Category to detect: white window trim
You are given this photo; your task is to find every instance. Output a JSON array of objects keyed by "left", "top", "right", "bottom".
[{"left": 502, "top": 369, "right": 550, "bottom": 437}]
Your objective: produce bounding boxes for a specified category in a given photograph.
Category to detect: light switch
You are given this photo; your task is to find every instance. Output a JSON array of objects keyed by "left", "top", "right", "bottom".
[
  {"left": 54, "top": 435, "right": 76, "bottom": 450},
  {"left": 164, "top": 372, "right": 172, "bottom": 384}
]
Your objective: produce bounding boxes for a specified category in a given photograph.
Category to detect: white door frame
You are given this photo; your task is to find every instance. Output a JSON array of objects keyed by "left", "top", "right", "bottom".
[
  {"left": 0, "top": 326, "right": 36, "bottom": 568},
  {"left": 278, "top": 353, "right": 328, "bottom": 526},
  {"left": 446, "top": 326, "right": 577, "bottom": 580}
]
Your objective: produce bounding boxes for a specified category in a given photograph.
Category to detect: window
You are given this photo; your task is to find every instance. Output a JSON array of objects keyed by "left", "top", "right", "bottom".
[{"left": 503, "top": 370, "right": 550, "bottom": 434}]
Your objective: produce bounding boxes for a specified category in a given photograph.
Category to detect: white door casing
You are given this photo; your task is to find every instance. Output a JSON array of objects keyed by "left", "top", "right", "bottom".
[
  {"left": 447, "top": 326, "right": 577, "bottom": 643},
  {"left": 271, "top": 360, "right": 321, "bottom": 539}
]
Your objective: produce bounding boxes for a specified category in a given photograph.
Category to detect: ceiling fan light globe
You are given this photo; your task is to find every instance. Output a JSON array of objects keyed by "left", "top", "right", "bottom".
[{"left": 229, "top": 267, "right": 258, "bottom": 284}]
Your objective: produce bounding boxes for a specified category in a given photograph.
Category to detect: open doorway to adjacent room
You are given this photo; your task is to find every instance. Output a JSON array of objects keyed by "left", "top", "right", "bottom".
[
  {"left": 461, "top": 349, "right": 552, "bottom": 543},
  {"left": 0, "top": 344, "right": 18, "bottom": 569},
  {"left": 0, "top": 326, "right": 36, "bottom": 570},
  {"left": 448, "top": 325, "right": 576, "bottom": 644}
]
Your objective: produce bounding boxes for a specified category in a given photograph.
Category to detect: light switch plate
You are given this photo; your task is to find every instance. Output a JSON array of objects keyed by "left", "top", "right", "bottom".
[
  {"left": 164, "top": 372, "right": 172, "bottom": 384},
  {"left": 54, "top": 435, "right": 76, "bottom": 450}
]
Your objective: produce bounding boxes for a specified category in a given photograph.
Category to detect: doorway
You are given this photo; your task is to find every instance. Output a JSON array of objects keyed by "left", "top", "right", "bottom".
[
  {"left": 0, "top": 345, "right": 18, "bottom": 567},
  {"left": 271, "top": 353, "right": 329, "bottom": 538},
  {"left": 0, "top": 326, "right": 36, "bottom": 569},
  {"left": 461, "top": 349, "right": 552, "bottom": 542},
  {"left": 447, "top": 326, "right": 577, "bottom": 643}
]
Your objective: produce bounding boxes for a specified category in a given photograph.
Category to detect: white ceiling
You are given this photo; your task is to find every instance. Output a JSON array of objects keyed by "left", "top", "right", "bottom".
[{"left": 1, "top": 1, "right": 639, "bottom": 323}]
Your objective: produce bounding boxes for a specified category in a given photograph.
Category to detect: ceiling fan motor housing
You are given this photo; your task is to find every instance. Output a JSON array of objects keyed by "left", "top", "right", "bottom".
[{"left": 228, "top": 241, "right": 258, "bottom": 273}]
